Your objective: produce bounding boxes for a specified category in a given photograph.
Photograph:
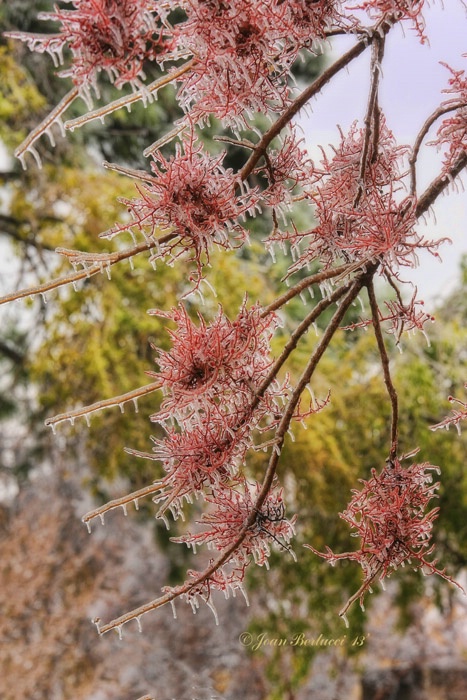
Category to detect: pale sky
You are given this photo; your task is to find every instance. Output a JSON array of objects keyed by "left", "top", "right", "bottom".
[{"left": 298, "top": 1, "right": 467, "bottom": 303}]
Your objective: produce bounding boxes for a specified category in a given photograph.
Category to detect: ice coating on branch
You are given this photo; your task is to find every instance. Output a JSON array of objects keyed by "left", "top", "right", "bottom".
[
  {"left": 348, "top": 1, "right": 428, "bottom": 40},
  {"left": 6, "top": 0, "right": 466, "bottom": 636},
  {"left": 174, "top": 0, "right": 348, "bottom": 124},
  {"left": 165, "top": 482, "right": 296, "bottom": 612},
  {"left": 124, "top": 301, "right": 288, "bottom": 518},
  {"left": 173, "top": 482, "right": 296, "bottom": 566},
  {"left": 148, "top": 302, "right": 284, "bottom": 425},
  {"left": 307, "top": 457, "right": 464, "bottom": 615},
  {"left": 10, "top": 0, "right": 171, "bottom": 99},
  {"left": 431, "top": 384, "right": 467, "bottom": 434},
  {"left": 104, "top": 136, "right": 258, "bottom": 288},
  {"left": 272, "top": 119, "right": 444, "bottom": 274}
]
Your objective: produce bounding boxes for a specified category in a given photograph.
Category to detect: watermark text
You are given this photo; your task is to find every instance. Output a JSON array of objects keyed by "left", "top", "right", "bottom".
[{"left": 239, "top": 631, "right": 368, "bottom": 651}]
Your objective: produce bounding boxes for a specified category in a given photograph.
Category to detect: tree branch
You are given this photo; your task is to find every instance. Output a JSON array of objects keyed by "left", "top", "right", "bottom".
[
  {"left": 240, "top": 19, "right": 395, "bottom": 183},
  {"left": 409, "top": 101, "right": 466, "bottom": 195},
  {"left": 367, "top": 278, "right": 399, "bottom": 460},
  {"left": 15, "top": 87, "right": 80, "bottom": 169},
  {"left": 64, "top": 62, "right": 194, "bottom": 132},
  {"left": 415, "top": 150, "right": 467, "bottom": 218},
  {"left": 44, "top": 381, "right": 161, "bottom": 430},
  {"left": 0, "top": 234, "right": 175, "bottom": 306}
]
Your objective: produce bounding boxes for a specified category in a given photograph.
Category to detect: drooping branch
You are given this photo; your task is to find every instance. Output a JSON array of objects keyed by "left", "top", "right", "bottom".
[
  {"left": 367, "top": 279, "right": 399, "bottom": 460},
  {"left": 81, "top": 279, "right": 353, "bottom": 528}
]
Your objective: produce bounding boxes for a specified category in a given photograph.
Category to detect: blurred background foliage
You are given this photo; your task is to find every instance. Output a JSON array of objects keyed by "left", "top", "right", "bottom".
[{"left": 0, "top": 4, "right": 466, "bottom": 700}]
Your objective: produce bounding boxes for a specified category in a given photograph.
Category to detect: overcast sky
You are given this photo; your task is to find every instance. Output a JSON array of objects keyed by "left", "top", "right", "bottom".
[{"left": 299, "top": 2, "right": 467, "bottom": 303}]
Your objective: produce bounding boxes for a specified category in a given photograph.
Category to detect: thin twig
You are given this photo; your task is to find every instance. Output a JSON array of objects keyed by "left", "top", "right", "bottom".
[
  {"left": 45, "top": 381, "right": 161, "bottom": 429},
  {"left": 409, "top": 101, "right": 465, "bottom": 195},
  {"left": 83, "top": 480, "right": 166, "bottom": 529},
  {"left": 354, "top": 34, "right": 386, "bottom": 208},
  {"left": 102, "top": 161, "right": 155, "bottom": 183},
  {"left": 415, "top": 150, "right": 467, "bottom": 218},
  {"left": 64, "top": 62, "right": 194, "bottom": 131},
  {"left": 15, "top": 87, "right": 79, "bottom": 167},
  {"left": 367, "top": 278, "right": 399, "bottom": 460},
  {"left": 260, "top": 261, "right": 355, "bottom": 316},
  {"left": 0, "top": 235, "right": 175, "bottom": 306}
]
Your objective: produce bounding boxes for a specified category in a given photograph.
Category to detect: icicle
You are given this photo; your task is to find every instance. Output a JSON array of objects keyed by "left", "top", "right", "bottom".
[
  {"left": 133, "top": 498, "right": 139, "bottom": 511},
  {"left": 40, "top": 292, "right": 47, "bottom": 305},
  {"left": 201, "top": 276, "right": 217, "bottom": 298},
  {"left": 29, "top": 146, "right": 43, "bottom": 169},
  {"left": 132, "top": 398, "right": 139, "bottom": 413},
  {"left": 85, "top": 520, "right": 92, "bottom": 534},
  {"left": 119, "top": 403, "right": 125, "bottom": 413},
  {"left": 18, "top": 153, "right": 27, "bottom": 170},
  {"left": 161, "top": 513, "right": 170, "bottom": 530},
  {"left": 170, "top": 600, "right": 177, "bottom": 619},
  {"left": 45, "top": 127, "right": 56, "bottom": 147},
  {"left": 92, "top": 617, "right": 101, "bottom": 633},
  {"left": 69, "top": 416, "right": 75, "bottom": 426},
  {"left": 51, "top": 423, "right": 57, "bottom": 435},
  {"left": 99, "top": 513, "right": 105, "bottom": 526},
  {"left": 341, "top": 612, "right": 350, "bottom": 629},
  {"left": 239, "top": 583, "right": 250, "bottom": 607},
  {"left": 129, "top": 256, "right": 134, "bottom": 270},
  {"left": 136, "top": 615, "right": 143, "bottom": 633},
  {"left": 122, "top": 503, "right": 128, "bottom": 516},
  {"left": 56, "top": 117, "right": 66, "bottom": 138},
  {"left": 116, "top": 625, "right": 123, "bottom": 641},
  {"left": 72, "top": 280, "right": 79, "bottom": 292},
  {"left": 306, "top": 384, "right": 317, "bottom": 410},
  {"left": 85, "top": 414, "right": 91, "bottom": 427},
  {"left": 105, "top": 264, "right": 112, "bottom": 280},
  {"left": 206, "top": 598, "right": 219, "bottom": 626}
]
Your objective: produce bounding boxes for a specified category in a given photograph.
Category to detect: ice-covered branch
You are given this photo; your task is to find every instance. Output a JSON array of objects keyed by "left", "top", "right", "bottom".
[{"left": 45, "top": 381, "right": 161, "bottom": 430}]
